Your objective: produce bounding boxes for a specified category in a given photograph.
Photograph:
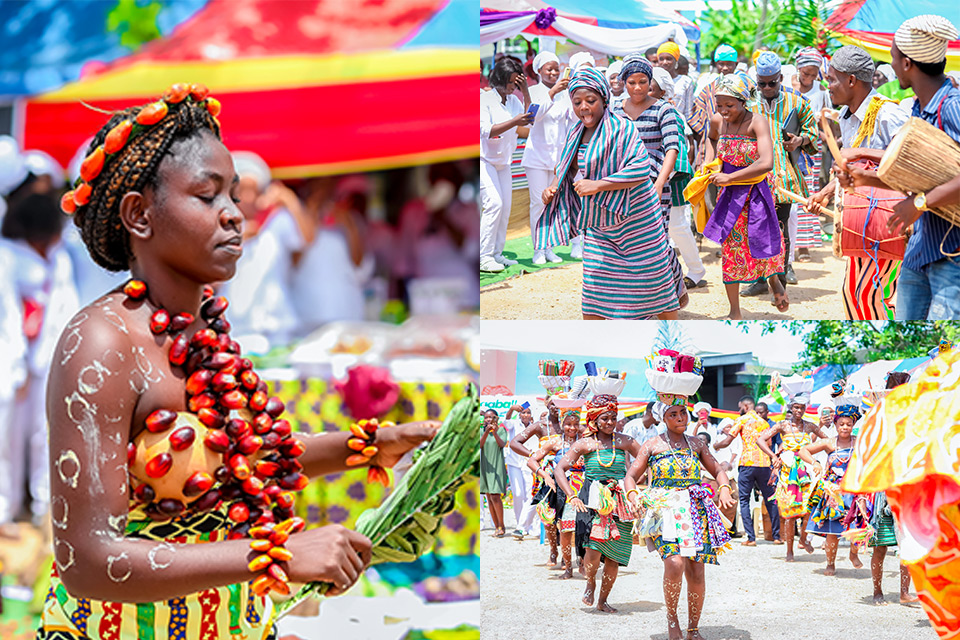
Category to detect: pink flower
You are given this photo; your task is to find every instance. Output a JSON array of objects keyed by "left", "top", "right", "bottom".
[{"left": 335, "top": 365, "right": 400, "bottom": 420}]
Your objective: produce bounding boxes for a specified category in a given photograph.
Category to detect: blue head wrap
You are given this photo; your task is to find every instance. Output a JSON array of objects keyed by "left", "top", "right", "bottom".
[
  {"left": 715, "top": 44, "right": 738, "bottom": 63},
  {"left": 835, "top": 404, "right": 862, "bottom": 420},
  {"left": 619, "top": 53, "right": 653, "bottom": 83},
  {"left": 756, "top": 51, "right": 782, "bottom": 77},
  {"left": 569, "top": 66, "right": 610, "bottom": 104}
]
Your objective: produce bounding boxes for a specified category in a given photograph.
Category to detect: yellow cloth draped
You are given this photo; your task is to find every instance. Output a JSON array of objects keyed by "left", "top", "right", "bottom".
[
  {"left": 842, "top": 349, "right": 960, "bottom": 639},
  {"left": 683, "top": 158, "right": 768, "bottom": 232}
]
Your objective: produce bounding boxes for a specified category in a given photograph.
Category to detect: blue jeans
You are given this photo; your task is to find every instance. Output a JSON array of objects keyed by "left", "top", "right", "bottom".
[
  {"left": 738, "top": 465, "right": 780, "bottom": 542},
  {"left": 896, "top": 256, "right": 960, "bottom": 320}
]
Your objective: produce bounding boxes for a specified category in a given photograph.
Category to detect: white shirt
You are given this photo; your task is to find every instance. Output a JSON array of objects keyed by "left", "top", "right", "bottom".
[
  {"left": 521, "top": 82, "right": 575, "bottom": 172},
  {"left": 4, "top": 238, "right": 79, "bottom": 376},
  {"left": 673, "top": 74, "right": 696, "bottom": 121},
  {"left": 220, "top": 208, "right": 304, "bottom": 351},
  {"left": 503, "top": 418, "right": 532, "bottom": 468},
  {"left": 0, "top": 242, "right": 27, "bottom": 399},
  {"left": 480, "top": 90, "right": 524, "bottom": 168},
  {"left": 838, "top": 90, "right": 910, "bottom": 150},
  {"left": 292, "top": 224, "right": 373, "bottom": 332}
]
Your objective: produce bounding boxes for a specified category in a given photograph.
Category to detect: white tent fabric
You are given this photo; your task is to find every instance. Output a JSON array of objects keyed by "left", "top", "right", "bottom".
[{"left": 480, "top": 14, "right": 689, "bottom": 56}]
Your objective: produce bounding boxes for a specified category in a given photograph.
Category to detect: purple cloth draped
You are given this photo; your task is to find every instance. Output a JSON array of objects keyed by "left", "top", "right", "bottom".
[
  {"left": 534, "top": 8, "right": 557, "bottom": 29},
  {"left": 480, "top": 10, "right": 534, "bottom": 26},
  {"left": 702, "top": 161, "right": 781, "bottom": 259}
]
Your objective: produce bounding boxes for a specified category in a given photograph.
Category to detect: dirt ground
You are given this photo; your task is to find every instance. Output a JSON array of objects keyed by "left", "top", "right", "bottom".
[
  {"left": 479, "top": 514, "right": 933, "bottom": 640},
  {"left": 482, "top": 201, "right": 847, "bottom": 320}
]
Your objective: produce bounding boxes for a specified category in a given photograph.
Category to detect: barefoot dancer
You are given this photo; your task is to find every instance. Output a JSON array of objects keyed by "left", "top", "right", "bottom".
[
  {"left": 799, "top": 394, "right": 863, "bottom": 576},
  {"left": 696, "top": 74, "right": 789, "bottom": 318},
  {"left": 40, "top": 85, "right": 436, "bottom": 639},
  {"left": 528, "top": 409, "right": 584, "bottom": 577},
  {"left": 509, "top": 398, "right": 562, "bottom": 561},
  {"left": 481, "top": 409, "right": 510, "bottom": 537},
  {"left": 756, "top": 392, "right": 825, "bottom": 561},
  {"left": 554, "top": 394, "right": 640, "bottom": 613},
  {"left": 626, "top": 350, "right": 734, "bottom": 640}
]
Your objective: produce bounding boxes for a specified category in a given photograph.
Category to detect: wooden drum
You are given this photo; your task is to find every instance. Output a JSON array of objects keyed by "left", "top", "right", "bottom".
[
  {"left": 837, "top": 161, "right": 909, "bottom": 261},
  {"left": 878, "top": 117, "right": 960, "bottom": 225}
]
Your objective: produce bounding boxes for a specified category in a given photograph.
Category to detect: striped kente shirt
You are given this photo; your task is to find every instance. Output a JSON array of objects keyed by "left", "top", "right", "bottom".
[
  {"left": 903, "top": 78, "right": 960, "bottom": 271},
  {"left": 750, "top": 87, "right": 818, "bottom": 203}
]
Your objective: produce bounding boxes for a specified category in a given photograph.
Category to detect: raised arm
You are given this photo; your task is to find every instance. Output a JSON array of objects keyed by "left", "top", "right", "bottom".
[
  {"left": 798, "top": 438, "right": 834, "bottom": 470},
  {"left": 509, "top": 422, "right": 543, "bottom": 458},
  {"left": 696, "top": 440, "right": 735, "bottom": 510},
  {"left": 625, "top": 439, "right": 654, "bottom": 494},
  {"left": 756, "top": 421, "right": 783, "bottom": 465},
  {"left": 529, "top": 442, "right": 558, "bottom": 491}
]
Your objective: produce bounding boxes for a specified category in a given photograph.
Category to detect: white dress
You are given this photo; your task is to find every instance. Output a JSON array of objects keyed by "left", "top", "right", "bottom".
[{"left": 480, "top": 90, "right": 524, "bottom": 260}]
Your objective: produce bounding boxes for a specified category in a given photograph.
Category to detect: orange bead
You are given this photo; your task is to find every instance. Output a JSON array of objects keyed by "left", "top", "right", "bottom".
[
  {"left": 268, "top": 546, "right": 293, "bottom": 562},
  {"left": 269, "top": 579, "right": 290, "bottom": 596},
  {"left": 80, "top": 146, "right": 105, "bottom": 182},
  {"left": 206, "top": 97, "right": 221, "bottom": 117},
  {"left": 189, "top": 83, "right": 209, "bottom": 100},
  {"left": 349, "top": 423, "right": 369, "bottom": 439},
  {"left": 267, "top": 562, "right": 288, "bottom": 583},
  {"left": 104, "top": 120, "right": 132, "bottom": 154},
  {"left": 269, "top": 530, "right": 289, "bottom": 546},
  {"left": 345, "top": 453, "right": 368, "bottom": 467},
  {"left": 346, "top": 437, "right": 367, "bottom": 451},
  {"left": 250, "top": 525, "right": 274, "bottom": 539},
  {"left": 250, "top": 539, "right": 273, "bottom": 552},
  {"left": 361, "top": 445, "right": 378, "bottom": 458},
  {"left": 250, "top": 573, "right": 274, "bottom": 595},
  {"left": 136, "top": 101, "right": 168, "bottom": 125},
  {"left": 73, "top": 182, "right": 92, "bottom": 206},
  {"left": 163, "top": 83, "right": 190, "bottom": 103},
  {"left": 60, "top": 191, "right": 76, "bottom": 214},
  {"left": 247, "top": 554, "right": 273, "bottom": 573}
]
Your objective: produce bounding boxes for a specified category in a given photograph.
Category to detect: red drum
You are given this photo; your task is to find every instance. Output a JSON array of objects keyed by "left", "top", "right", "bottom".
[{"left": 838, "top": 162, "right": 908, "bottom": 261}]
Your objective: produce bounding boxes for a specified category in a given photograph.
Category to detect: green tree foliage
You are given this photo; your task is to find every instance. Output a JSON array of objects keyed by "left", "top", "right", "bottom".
[
  {"left": 702, "top": 0, "right": 836, "bottom": 62},
  {"left": 733, "top": 321, "right": 960, "bottom": 369},
  {"left": 107, "top": 0, "right": 162, "bottom": 51}
]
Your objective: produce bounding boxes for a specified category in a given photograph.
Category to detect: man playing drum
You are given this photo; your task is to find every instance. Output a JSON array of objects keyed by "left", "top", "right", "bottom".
[
  {"left": 835, "top": 15, "right": 960, "bottom": 320},
  {"left": 806, "top": 45, "right": 910, "bottom": 320}
]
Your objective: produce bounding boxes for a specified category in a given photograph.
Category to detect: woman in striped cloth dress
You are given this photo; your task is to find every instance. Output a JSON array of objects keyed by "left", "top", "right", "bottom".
[
  {"left": 555, "top": 395, "right": 641, "bottom": 613},
  {"left": 538, "top": 66, "right": 684, "bottom": 319}
]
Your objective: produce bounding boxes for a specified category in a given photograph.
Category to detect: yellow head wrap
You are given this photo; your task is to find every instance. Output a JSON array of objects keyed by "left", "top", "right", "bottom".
[{"left": 657, "top": 41, "right": 680, "bottom": 60}]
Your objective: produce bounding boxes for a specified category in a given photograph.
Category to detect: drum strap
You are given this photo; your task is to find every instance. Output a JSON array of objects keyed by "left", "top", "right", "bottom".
[
  {"left": 931, "top": 92, "right": 960, "bottom": 257},
  {"left": 851, "top": 97, "right": 897, "bottom": 148}
]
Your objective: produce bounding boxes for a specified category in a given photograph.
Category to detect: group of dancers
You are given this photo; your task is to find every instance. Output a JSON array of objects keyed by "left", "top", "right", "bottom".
[
  {"left": 480, "top": 13, "right": 960, "bottom": 321},
  {"left": 478, "top": 352, "right": 949, "bottom": 640}
]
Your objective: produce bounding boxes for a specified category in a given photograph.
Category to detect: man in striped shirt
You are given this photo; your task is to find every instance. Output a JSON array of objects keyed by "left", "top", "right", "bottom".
[
  {"left": 839, "top": 15, "right": 960, "bottom": 320},
  {"left": 744, "top": 51, "right": 818, "bottom": 295}
]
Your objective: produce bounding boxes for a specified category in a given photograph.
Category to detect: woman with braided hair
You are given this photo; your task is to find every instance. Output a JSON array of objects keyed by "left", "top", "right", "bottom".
[
  {"left": 554, "top": 394, "right": 640, "bottom": 613},
  {"left": 41, "top": 84, "right": 438, "bottom": 640}
]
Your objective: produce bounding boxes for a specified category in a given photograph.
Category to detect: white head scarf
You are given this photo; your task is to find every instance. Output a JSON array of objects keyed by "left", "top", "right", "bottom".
[
  {"left": 23, "top": 150, "right": 66, "bottom": 189},
  {"left": 875, "top": 63, "right": 896, "bottom": 83},
  {"left": 569, "top": 51, "right": 596, "bottom": 71},
  {"left": 232, "top": 151, "right": 272, "bottom": 192},
  {"left": 607, "top": 60, "right": 623, "bottom": 80},
  {"left": 532, "top": 51, "right": 559, "bottom": 75},
  {"left": 0, "top": 136, "right": 27, "bottom": 197},
  {"left": 651, "top": 66, "right": 675, "bottom": 101}
]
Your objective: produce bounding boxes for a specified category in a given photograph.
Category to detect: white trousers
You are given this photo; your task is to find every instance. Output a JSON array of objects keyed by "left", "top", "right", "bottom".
[
  {"left": 526, "top": 167, "right": 555, "bottom": 249},
  {"left": 480, "top": 160, "right": 513, "bottom": 259},
  {"left": 507, "top": 464, "right": 538, "bottom": 533},
  {"left": 669, "top": 205, "right": 707, "bottom": 283},
  {"left": 0, "top": 376, "right": 50, "bottom": 522},
  {"left": 788, "top": 204, "right": 798, "bottom": 264}
]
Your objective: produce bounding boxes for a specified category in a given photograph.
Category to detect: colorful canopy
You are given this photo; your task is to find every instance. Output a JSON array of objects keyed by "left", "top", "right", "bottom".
[
  {"left": 22, "top": 0, "right": 476, "bottom": 178},
  {"left": 826, "top": 0, "right": 960, "bottom": 71},
  {"left": 481, "top": 0, "right": 699, "bottom": 55}
]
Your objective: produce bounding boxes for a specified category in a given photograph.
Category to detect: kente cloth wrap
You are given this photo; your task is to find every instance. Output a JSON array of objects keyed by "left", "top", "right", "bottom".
[
  {"left": 701, "top": 136, "right": 784, "bottom": 263},
  {"left": 894, "top": 15, "right": 959, "bottom": 64},
  {"left": 795, "top": 47, "right": 824, "bottom": 70},
  {"left": 585, "top": 394, "right": 619, "bottom": 425},
  {"left": 836, "top": 404, "right": 862, "bottom": 419},
  {"left": 619, "top": 54, "right": 653, "bottom": 83},
  {"left": 715, "top": 74, "right": 751, "bottom": 102},
  {"left": 773, "top": 432, "right": 816, "bottom": 519},
  {"left": 640, "top": 447, "right": 730, "bottom": 564},
  {"left": 569, "top": 65, "right": 610, "bottom": 104},
  {"left": 807, "top": 446, "right": 854, "bottom": 536},
  {"left": 830, "top": 45, "right": 876, "bottom": 83},
  {"left": 559, "top": 453, "right": 586, "bottom": 533},
  {"left": 40, "top": 507, "right": 275, "bottom": 640},
  {"left": 589, "top": 478, "right": 633, "bottom": 543},
  {"left": 582, "top": 448, "right": 633, "bottom": 566},
  {"left": 867, "top": 491, "right": 899, "bottom": 548},
  {"left": 842, "top": 349, "right": 960, "bottom": 639}
]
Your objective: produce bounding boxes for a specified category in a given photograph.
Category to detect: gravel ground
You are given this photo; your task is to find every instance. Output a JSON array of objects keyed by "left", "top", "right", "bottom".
[
  {"left": 480, "top": 238, "right": 848, "bottom": 321},
  {"left": 479, "top": 513, "right": 933, "bottom": 640}
]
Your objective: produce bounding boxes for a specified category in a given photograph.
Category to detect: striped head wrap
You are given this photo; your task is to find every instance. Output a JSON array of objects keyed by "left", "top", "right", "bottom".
[
  {"left": 569, "top": 66, "right": 610, "bottom": 104},
  {"left": 657, "top": 41, "right": 681, "bottom": 60},
  {"left": 619, "top": 53, "right": 653, "bottom": 83},
  {"left": 795, "top": 47, "right": 823, "bottom": 70},
  {"left": 715, "top": 44, "right": 738, "bottom": 63},
  {"left": 561, "top": 409, "right": 582, "bottom": 424},
  {"left": 715, "top": 73, "right": 751, "bottom": 102},
  {"left": 585, "top": 394, "right": 618, "bottom": 425},
  {"left": 831, "top": 45, "right": 875, "bottom": 83},
  {"left": 894, "top": 15, "right": 958, "bottom": 64}
]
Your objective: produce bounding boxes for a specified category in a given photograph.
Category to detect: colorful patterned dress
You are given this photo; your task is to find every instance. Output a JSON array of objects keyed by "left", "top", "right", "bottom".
[
  {"left": 806, "top": 445, "right": 855, "bottom": 536},
  {"left": 39, "top": 507, "right": 275, "bottom": 640},
  {"left": 773, "top": 431, "right": 816, "bottom": 519},
  {"left": 706, "top": 135, "right": 785, "bottom": 284},
  {"left": 557, "top": 443, "right": 585, "bottom": 533},
  {"left": 867, "top": 491, "right": 898, "bottom": 547},
  {"left": 648, "top": 448, "right": 721, "bottom": 565},
  {"left": 583, "top": 448, "right": 633, "bottom": 566}
]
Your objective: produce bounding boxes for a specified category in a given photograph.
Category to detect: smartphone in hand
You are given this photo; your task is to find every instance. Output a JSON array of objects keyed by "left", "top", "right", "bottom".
[
  {"left": 562, "top": 67, "right": 572, "bottom": 80},
  {"left": 527, "top": 103, "right": 540, "bottom": 119}
]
